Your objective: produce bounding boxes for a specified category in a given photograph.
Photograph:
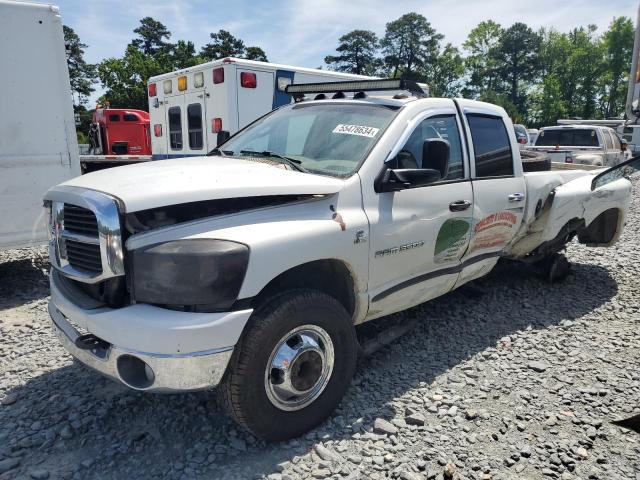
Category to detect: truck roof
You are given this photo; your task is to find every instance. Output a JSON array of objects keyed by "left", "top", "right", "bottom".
[{"left": 149, "top": 57, "right": 375, "bottom": 83}]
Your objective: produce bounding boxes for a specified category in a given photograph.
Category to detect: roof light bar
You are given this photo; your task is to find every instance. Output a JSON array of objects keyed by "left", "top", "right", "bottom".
[{"left": 285, "top": 78, "right": 426, "bottom": 97}]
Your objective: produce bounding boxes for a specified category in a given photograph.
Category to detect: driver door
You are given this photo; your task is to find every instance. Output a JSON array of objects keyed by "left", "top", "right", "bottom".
[{"left": 363, "top": 109, "right": 474, "bottom": 320}]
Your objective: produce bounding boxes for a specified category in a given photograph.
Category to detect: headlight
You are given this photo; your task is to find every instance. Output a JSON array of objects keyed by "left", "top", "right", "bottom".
[{"left": 131, "top": 239, "right": 250, "bottom": 311}]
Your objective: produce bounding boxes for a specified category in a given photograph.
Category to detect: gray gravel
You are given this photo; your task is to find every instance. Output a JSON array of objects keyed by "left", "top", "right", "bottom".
[{"left": 1, "top": 180, "right": 640, "bottom": 480}]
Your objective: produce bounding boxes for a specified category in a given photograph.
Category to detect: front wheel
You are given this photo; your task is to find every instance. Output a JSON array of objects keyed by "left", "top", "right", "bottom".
[{"left": 218, "top": 290, "right": 358, "bottom": 441}]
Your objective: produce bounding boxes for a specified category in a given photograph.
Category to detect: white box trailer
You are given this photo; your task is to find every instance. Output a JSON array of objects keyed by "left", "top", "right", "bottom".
[
  {"left": 0, "top": 0, "right": 80, "bottom": 250},
  {"left": 147, "top": 58, "right": 373, "bottom": 159}
]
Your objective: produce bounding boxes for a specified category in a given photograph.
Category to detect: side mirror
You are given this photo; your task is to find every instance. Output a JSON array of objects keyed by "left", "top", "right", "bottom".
[
  {"left": 422, "top": 139, "right": 450, "bottom": 179},
  {"left": 217, "top": 130, "right": 231, "bottom": 146},
  {"left": 621, "top": 139, "right": 628, "bottom": 152},
  {"left": 379, "top": 168, "right": 441, "bottom": 192}
]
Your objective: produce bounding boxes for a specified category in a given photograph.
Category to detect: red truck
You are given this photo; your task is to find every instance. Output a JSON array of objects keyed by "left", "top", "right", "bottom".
[{"left": 83, "top": 108, "right": 152, "bottom": 173}]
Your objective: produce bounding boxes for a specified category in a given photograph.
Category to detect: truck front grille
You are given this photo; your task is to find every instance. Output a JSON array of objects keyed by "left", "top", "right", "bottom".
[
  {"left": 63, "top": 204, "right": 99, "bottom": 237},
  {"left": 65, "top": 239, "right": 102, "bottom": 273}
]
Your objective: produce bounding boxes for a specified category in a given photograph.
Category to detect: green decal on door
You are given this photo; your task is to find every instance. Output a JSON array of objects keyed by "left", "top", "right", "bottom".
[{"left": 434, "top": 218, "right": 471, "bottom": 264}]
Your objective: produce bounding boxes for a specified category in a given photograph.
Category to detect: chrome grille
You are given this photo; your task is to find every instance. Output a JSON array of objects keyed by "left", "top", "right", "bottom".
[
  {"left": 63, "top": 205, "right": 99, "bottom": 237},
  {"left": 65, "top": 239, "right": 102, "bottom": 273},
  {"left": 46, "top": 188, "right": 125, "bottom": 284}
]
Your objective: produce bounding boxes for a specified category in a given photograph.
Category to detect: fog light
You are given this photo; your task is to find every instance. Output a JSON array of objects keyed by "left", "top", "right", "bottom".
[{"left": 117, "top": 355, "right": 155, "bottom": 389}]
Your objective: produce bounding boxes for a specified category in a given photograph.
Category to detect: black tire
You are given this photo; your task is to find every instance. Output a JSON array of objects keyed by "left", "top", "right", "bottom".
[
  {"left": 521, "top": 151, "right": 551, "bottom": 172},
  {"left": 536, "top": 253, "right": 571, "bottom": 283},
  {"left": 218, "top": 289, "right": 358, "bottom": 441}
]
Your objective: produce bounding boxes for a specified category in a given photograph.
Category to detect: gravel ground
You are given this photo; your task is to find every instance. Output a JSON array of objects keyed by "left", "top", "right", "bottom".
[{"left": 1, "top": 181, "right": 639, "bottom": 480}]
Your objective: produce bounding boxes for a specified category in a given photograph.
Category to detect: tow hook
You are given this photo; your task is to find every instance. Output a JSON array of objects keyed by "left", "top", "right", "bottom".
[{"left": 74, "top": 333, "right": 110, "bottom": 359}]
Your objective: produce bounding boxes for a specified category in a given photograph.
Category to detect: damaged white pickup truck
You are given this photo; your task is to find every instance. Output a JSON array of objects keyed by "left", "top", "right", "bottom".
[{"left": 44, "top": 79, "right": 638, "bottom": 440}]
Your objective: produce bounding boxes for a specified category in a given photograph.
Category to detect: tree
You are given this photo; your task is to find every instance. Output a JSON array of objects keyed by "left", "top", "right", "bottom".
[
  {"left": 493, "top": 23, "right": 542, "bottom": 114},
  {"left": 245, "top": 46, "right": 268, "bottom": 62},
  {"left": 131, "top": 17, "right": 171, "bottom": 55},
  {"left": 602, "top": 17, "right": 634, "bottom": 117},
  {"left": 200, "top": 30, "right": 268, "bottom": 61},
  {"left": 168, "top": 40, "right": 200, "bottom": 69},
  {"left": 381, "top": 13, "right": 443, "bottom": 80},
  {"left": 462, "top": 20, "right": 503, "bottom": 97},
  {"left": 63, "top": 25, "right": 96, "bottom": 106},
  {"left": 324, "top": 30, "right": 380, "bottom": 75},
  {"left": 426, "top": 44, "right": 464, "bottom": 97},
  {"left": 530, "top": 74, "right": 567, "bottom": 126},
  {"left": 97, "top": 45, "right": 166, "bottom": 110}
]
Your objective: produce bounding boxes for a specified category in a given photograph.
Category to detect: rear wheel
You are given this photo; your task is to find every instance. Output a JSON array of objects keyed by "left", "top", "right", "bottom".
[
  {"left": 218, "top": 289, "right": 358, "bottom": 441},
  {"left": 537, "top": 253, "right": 571, "bottom": 283}
]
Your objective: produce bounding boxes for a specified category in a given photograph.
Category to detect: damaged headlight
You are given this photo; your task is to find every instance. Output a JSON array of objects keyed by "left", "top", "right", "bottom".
[{"left": 130, "top": 239, "right": 250, "bottom": 311}]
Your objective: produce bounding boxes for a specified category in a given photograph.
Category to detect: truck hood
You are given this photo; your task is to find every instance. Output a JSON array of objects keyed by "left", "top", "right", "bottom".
[{"left": 57, "top": 156, "right": 345, "bottom": 212}]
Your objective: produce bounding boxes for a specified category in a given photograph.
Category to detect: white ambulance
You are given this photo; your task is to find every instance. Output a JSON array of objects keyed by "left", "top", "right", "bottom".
[{"left": 147, "top": 58, "right": 372, "bottom": 159}]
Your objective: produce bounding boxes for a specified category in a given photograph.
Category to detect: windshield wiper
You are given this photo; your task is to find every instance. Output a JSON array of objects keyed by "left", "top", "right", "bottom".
[
  {"left": 207, "top": 148, "right": 234, "bottom": 156},
  {"left": 239, "top": 150, "right": 308, "bottom": 173}
]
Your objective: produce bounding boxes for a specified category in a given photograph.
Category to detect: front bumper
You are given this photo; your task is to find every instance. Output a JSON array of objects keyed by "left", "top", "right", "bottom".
[
  {"left": 48, "top": 272, "right": 253, "bottom": 392},
  {"left": 50, "top": 304, "right": 234, "bottom": 392}
]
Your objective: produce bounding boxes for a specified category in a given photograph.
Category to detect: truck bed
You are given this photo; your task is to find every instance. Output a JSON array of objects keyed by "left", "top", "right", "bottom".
[{"left": 505, "top": 168, "right": 629, "bottom": 258}]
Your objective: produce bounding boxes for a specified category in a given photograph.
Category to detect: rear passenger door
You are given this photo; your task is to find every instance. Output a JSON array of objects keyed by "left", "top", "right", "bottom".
[{"left": 457, "top": 107, "right": 526, "bottom": 287}]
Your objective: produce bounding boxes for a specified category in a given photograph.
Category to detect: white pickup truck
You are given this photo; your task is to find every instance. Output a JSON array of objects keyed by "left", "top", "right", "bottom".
[
  {"left": 44, "top": 79, "right": 637, "bottom": 441},
  {"left": 528, "top": 124, "right": 627, "bottom": 167}
]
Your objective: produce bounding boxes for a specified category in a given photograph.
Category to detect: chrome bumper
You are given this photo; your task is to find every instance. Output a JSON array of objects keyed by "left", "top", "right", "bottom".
[{"left": 49, "top": 303, "right": 233, "bottom": 392}]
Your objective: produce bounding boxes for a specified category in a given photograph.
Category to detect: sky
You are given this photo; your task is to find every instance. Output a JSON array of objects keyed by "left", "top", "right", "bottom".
[{"left": 49, "top": 0, "right": 639, "bottom": 104}]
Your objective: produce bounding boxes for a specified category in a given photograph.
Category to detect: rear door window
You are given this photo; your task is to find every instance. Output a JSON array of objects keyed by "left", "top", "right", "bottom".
[
  {"left": 168, "top": 107, "right": 183, "bottom": 150},
  {"left": 187, "top": 103, "right": 203, "bottom": 150},
  {"left": 466, "top": 115, "right": 514, "bottom": 177},
  {"left": 108, "top": 114, "right": 120, "bottom": 122}
]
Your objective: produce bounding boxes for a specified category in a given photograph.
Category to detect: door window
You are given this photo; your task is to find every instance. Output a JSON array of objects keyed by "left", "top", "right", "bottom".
[
  {"left": 467, "top": 115, "right": 514, "bottom": 177},
  {"left": 397, "top": 115, "right": 464, "bottom": 180},
  {"left": 187, "top": 103, "right": 203, "bottom": 150},
  {"left": 168, "top": 107, "right": 182, "bottom": 150}
]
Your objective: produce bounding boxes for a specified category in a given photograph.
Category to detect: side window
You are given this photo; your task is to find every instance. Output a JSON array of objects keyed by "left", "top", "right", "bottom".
[
  {"left": 108, "top": 114, "right": 120, "bottom": 122},
  {"left": 168, "top": 107, "right": 183, "bottom": 150},
  {"left": 397, "top": 115, "right": 464, "bottom": 180},
  {"left": 603, "top": 130, "right": 613, "bottom": 150},
  {"left": 187, "top": 103, "right": 203, "bottom": 150},
  {"left": 466, "top": 115, "right": 514, "bottom": 177},
  {"left": 123, "top": 114, "right": 137, "bottom": 122}
]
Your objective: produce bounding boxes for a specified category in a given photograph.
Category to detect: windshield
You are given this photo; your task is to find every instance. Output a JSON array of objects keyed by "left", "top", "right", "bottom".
[
  {"left": 219, "top": 103, "right": 398, "bottom": 177},
  {"left": 535, "top": 129, "right": 599, "bottom": 147}
]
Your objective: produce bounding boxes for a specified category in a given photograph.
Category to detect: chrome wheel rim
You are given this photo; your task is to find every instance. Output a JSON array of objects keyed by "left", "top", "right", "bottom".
[{"left": 265, "top": 325, "right": 335, "bottom": 411}]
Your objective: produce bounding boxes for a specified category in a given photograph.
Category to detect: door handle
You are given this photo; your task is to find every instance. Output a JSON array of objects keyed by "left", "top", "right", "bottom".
[
  {"left": 449, "top": 200, "right": 471, "bottom": 212},
  {"left": 508, "top": 193, "right": 525, "bottom": 202}
]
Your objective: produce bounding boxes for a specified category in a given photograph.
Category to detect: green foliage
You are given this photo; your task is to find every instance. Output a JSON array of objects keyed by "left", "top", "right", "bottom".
[
  {"left": 426, "top": 44, "right": 464, "bottom": 97},
  {"left": 380, "top": 13, "right": 443, "bottom": 80},
  {"left": 131, "top": 17, "right": 171, "bottom": 55},
  {"left": 602, "top": 17, "right": 634, "bottom": 117},
  {"left": 200, "top": 30, "right": 268, "bottom": 62},
  {"left": 324, "top": 30, "right": 380, "bottom": 75},
  {"left": 462, "top": 20, "right": 503, "bottom": 97},
  {"left": 493, "top": 23, "right": 543, "bottom": 114},
  {"left": 63, "top": 25, "right": 96, "bottom": 106}
]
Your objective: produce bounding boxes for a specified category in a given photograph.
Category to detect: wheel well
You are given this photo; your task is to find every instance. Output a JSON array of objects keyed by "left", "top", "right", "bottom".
[
  {"left": 578, "top": 208, "right": 620, "bottom": 245},
  {"left": 253, "top": 260, "right": 356, "bottom": 317}
]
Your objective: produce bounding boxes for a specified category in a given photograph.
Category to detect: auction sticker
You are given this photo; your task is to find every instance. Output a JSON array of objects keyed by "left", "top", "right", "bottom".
[{"left": 332, "top": 124, "right": 380, "bottom": 138}]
